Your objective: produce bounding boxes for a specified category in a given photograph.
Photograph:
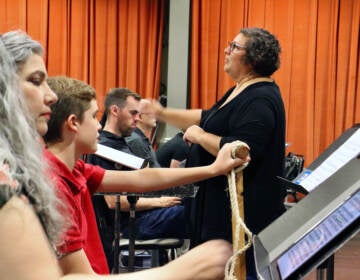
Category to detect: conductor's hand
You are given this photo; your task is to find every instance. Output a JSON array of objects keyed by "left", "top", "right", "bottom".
[
  {"left": 211, "top": 141, "right": 250, "bottom": 176},
  {"left": 149, "top": 99, "right": 165, "bottom": 119}
]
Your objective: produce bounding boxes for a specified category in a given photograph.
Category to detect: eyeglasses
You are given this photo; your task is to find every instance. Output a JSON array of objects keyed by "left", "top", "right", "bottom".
[
  {"left": 140, "top": 112, "right": 155, "bottom": 119},
  {"left": 228, "top": 41, "right": 246, "bottom": 53}
]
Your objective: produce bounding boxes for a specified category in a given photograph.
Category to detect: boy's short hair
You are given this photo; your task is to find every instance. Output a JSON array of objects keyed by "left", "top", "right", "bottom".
[{"left": 44, "top": 76, "right": 96, "bottom": 143}]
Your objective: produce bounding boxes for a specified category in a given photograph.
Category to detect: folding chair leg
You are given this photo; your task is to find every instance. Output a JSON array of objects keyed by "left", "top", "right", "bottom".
[{"left": 150, "top": 249, "right": 160, "bottom": 267}]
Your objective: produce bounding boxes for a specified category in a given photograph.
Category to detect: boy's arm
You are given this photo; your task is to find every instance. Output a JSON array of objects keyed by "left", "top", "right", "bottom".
[{"left": 97, "top": 142, "right": 248, "bottom": 193}]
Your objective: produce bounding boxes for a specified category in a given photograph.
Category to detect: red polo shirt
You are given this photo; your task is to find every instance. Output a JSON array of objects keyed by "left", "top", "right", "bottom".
[{"left": 44, "top": 149, "right": 108, "bottom": 274}]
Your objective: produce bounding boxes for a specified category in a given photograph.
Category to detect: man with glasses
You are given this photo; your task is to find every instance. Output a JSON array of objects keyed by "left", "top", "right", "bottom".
[
  {"left": 126, "top": 99, "right": 161, "bottom": 168},
  {"left": 87, "top": 88, "right": 186, "bottom": 271}
]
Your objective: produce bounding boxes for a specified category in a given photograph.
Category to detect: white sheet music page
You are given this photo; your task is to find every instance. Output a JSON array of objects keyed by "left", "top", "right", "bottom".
[
  {"left": 95, "top": 143, "right": 145, "bottom": 170},
  {"left": 297, "top": 129, "right": 360, "bottom": 192}
]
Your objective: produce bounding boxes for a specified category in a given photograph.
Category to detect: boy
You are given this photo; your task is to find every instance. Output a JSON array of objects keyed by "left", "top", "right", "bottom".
[{"left": 44, "top": 76, "right": 249, "bottom": 276}]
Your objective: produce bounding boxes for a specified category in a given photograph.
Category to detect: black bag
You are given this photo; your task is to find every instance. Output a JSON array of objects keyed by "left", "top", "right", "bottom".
[{"left": 284, "top": 152, "right": 305, "bottom": 181}]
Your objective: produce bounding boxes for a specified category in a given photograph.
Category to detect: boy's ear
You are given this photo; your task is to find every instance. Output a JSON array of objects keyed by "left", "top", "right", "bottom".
[{"left": 66, "top": 114, "right": 80, "bottom": 132}]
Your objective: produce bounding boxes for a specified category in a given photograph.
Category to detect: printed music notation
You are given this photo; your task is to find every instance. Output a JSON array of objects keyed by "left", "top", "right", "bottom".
[
  {"left": 295, "top": 129, "right": 360, "bottom": 192},
  {"left": 277, "top": 190, "right": 360, "bottom": 279}
]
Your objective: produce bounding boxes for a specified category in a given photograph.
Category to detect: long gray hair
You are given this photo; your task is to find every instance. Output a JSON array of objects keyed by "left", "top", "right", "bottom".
[{"left": 0, "top": 31, "right": 63, "bottom": 245}]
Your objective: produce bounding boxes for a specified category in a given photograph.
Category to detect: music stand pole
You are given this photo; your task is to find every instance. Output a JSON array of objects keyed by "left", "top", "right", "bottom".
[
  {"left": 316, "top": 255, "right": 334, "bottom": 280},
  {"left": 127, "top": 195, "right": 138, "bottom": 272},
  {"left": 112, "top": 195, "right": 121, "bottom": 274}
]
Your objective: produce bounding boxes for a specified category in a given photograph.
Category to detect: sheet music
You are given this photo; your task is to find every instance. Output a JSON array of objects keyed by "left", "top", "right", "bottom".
[
  {"left": 95, "top": 143, "right": 146, "bottom": 170},
  {"left": 295, "top": 129, "right": 360, "bottom": 192}
]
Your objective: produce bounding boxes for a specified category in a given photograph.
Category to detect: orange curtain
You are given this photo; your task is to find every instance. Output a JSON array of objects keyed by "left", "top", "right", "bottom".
[
  {"left": 190, "top": 0, "right": 360, "bottom": 164},
  {"left": 1, "top": 0, "right": 358, "bottom": 164},
  {"left": 0, "top": 0, "right": 164, "bottom": 115}
]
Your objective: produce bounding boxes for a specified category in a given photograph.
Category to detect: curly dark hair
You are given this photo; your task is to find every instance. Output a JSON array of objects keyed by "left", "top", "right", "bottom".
[{"left": 241, "top": 27, "right": 281, "bottom": 76}]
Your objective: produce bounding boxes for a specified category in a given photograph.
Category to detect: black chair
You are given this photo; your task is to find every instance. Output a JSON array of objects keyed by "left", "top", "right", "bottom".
[
  {"left": 119, "top": 237, "right": 184, "bottom": 269},
  {"left": 114, "top": 195, "right": 184, "bottom": 272}
]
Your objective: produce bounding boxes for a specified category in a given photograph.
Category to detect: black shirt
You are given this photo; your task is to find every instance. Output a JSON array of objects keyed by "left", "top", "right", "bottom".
[{"left": 186, "top": 81, "right": 286, "bottom": 245}]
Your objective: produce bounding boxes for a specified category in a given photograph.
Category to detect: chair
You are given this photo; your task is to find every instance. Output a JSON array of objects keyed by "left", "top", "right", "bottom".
[
  {"left": 119, "top": 238, "right": 184, "bottom": 269},
  {"left": 114, "top": 195, "right": 185, "bottom": 272}
]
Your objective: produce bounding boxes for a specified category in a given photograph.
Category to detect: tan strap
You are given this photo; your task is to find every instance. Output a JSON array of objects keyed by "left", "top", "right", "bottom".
[
  {"left": 220, "top": 77, "right": 273, "bottom": 109},
  {"left": 236, "top": 77, "right": 273, "bottom": 93}
]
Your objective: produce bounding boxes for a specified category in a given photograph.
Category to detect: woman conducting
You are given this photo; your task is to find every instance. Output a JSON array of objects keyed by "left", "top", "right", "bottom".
[{"left": 152, "top": 27, "right": 287, "bottom": 279}]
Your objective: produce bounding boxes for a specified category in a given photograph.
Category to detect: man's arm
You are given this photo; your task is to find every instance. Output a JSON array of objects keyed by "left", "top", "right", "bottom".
[{"left": 104, "top": 195, "right": 182, "bottom": 211}]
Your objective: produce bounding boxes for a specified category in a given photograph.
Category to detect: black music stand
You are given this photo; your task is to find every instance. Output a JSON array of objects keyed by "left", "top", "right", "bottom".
[
  {"left": 124, "top": 195, "right": 139, "bottom": 272},
  {"left": 94, "top": 144, "right": 147, "bottom": 274},
  {"left": 276, "top": 124, "right": 360, "bottom": 279},
  {"left": 254, "top": 122, "right": 360, "bottom": 280},
  {"left": 94, "top": 144, "right": 198, "bottom": 273},
  {"left": 277, "top": 178, "right": 335, "bottom": 280},
  {"left": 254, "top": 156, "right": 360, "bottom": 280},
  {"left": 112, "top": 195, "right": 140, "bottom": 273},
  {"left": 112, "top": 195, "right": 121, "bottom": 273}
]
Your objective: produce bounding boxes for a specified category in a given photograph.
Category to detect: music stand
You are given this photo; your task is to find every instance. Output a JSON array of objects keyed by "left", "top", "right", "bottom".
[
  {"left": 94, "top": 144, "right": 147, "bottom": 273},
  {"left": 275, "top": 124, "right": 360, "bottom": 279},
  {"left": 254, "top": 155, "right": 360, "bottom": 280},
  {"left": 119, "top": 184, "right": 198, "bottom": 272}
]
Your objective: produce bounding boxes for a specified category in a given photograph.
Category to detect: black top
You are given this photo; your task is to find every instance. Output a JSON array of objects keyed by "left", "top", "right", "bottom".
[
  {"left": 186, "top": 81, "right": 286, "bottom": 245},
  {"left": 125, "top": 128, "right": 160, "bottom": 167},
  {"left": 88, "top": 130, "right": 133, "bottom": 170},
  {"left": 87, "top": 130, "right": 138, "bottom": 228},
  {"left": 156, "top": 132, "right": 190, "bottom": 167}
]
